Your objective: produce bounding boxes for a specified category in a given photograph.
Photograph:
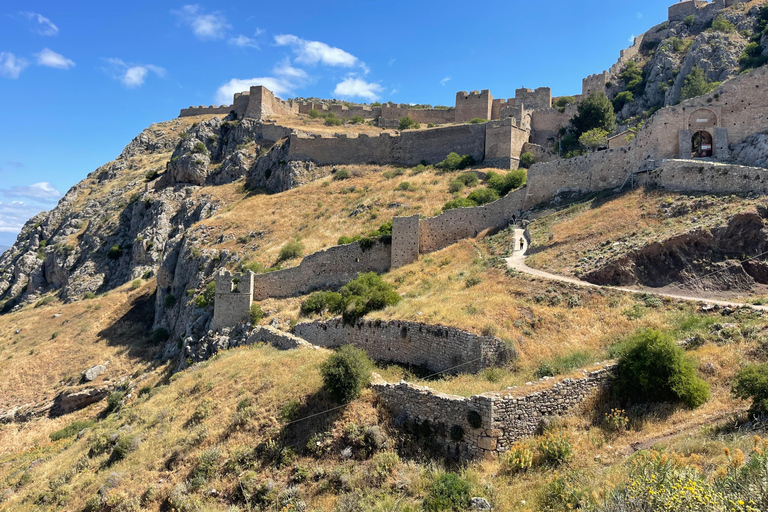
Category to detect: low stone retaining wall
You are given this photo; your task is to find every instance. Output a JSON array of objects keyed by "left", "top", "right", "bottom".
[
  {"left": 373, "top": 363, "right": 615, "bottom": 460},
  {"left": 294, "top": 318, "right": 515, "bottom": 374}
]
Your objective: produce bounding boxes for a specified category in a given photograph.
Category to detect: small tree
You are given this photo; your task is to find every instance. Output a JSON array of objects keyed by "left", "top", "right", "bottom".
[
  {"left": 612, "top": 91, "right": 634, "bottom": 112},
  {"left": 339, "top": 272, "right": 401, "bottom": 325},
  {"left": 619, "top": 61, "right": 643, "bottom": 94},
  {"left": 249, "top": 304, "right": 264, "bottom": 325},
  {"left": 277, "top": 240, "right": 304, "bottom": 263},
  {"left": 680, "top": 66, "right": 720, "bottom": 101},
  {"left": 520, "top": 152, "right": 535, "bottom": 169},
  {"left": 710, "top": 14, "right": 735, "bottom": 33},
  {"left": 320, "top": 345, "right": 372, "bottom": 402},
  {"left": 399, "top": 116, "right": 420, "bottom": 130},
  {"left": 571, "top": 92, "right": 616, "bottom": 136},
  {"left": 579, "top": 128, "right": 609, "bottom": 152},
  {"left": 467, "top": 188, "right": 500, "bottom": 205},
  {"left": 732, "top": 363, "right": 768, "bottom": 415}
]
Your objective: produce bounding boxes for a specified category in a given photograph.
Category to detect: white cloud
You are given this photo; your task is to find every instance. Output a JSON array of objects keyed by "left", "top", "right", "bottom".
[
  {"left": 254, "top": 28, "right": 265, "bottom": 36},
  {"left": 0, "top": 182, "right": 61, "bottom": 201},
  {"left": 629, "top": 34, "right": 636, "bottom": 43},
  {"left": 333, "top": 77, "right": 384, "bottom": 101},
  {"left": 20, "top": 12, "right": 59, "bottom": 36},
  {"left": 273, "top": 58, "right": 307, "bottom": 81},
  {"left": 0, "top": 183, "right": 62, "bottom": 242},
  {"left": 105, "top": 58, "right": 166, "bottom": 88},
  {"left": 215, "top": 77, "right": 294, "bottom": 104},
  {"left": 229, "top": 35, "right": 259, "bottom": 49},
  {"left": 388, "top": 58, "right": 395, "bottom": 66},
  {"left": 274, "top": 34, "right": 359, "bottom": 67},
  {"left": 0, "top": 52, "right": 28, "bottom": 79},
  {"left": 440, "top": 76, "right": 451, "bottom": 86},
  {"left": 35, "top": 48, "right": 75, "bottom": 70},
  {"left": 173, "top": 5, "right": 230, "bottom": 40}
]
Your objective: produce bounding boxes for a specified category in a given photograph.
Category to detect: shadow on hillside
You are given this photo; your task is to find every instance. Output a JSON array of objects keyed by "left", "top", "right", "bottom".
[
  {"left": 97, "top": 289, "right": 159, "bottom": 361},
  {"left": 279, "top": 389, "right": 346, "bottom": 454}
]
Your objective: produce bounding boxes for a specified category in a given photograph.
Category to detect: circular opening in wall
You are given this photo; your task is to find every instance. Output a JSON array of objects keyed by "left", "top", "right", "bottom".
[{"left": 467, "top": 410, "right": 482, "bottom": 429}]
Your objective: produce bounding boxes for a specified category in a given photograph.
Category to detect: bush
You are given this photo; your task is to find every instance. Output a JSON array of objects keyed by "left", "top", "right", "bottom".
[
  {"left": 151, "top": 328, "right": 170, "bottom": 343},
  {"left": 194, "top": 281, "right": 216, "bottom": 309},
  {"left": 324, "top": 116, "right": 343, "bottom": 126},
  {"left": 164, "top": 294, "right": 177, "bottom": 308},
  {"left": 613, "top": 329, "right": 710, "bottom": 408},
  {"left": 320, "top": 345, "right": 372, "bottom": 402},
  {"left": 456, "top": 171, "right": 478, "bottom": 187},
  {"left": 684, "top": 14, "right": 695, "bottom": 27},
  {"left": 486, "top": 169, "right": 526, "bottom": 196},
  {"left": 442, "top": 197, "right": 477, "bottom": 211},
  {"left": 49, "top": 420, "right": 95, "bottom": 441},
  {"left": 520, "top": 152, "right": 535, "bottom": 168},
  {"left": 301, "top": 291, "right": 343, "bottom": 316},
  {"left": 349, "top": 115, "right": 365, "bottom": 124},
  {"left": 333, "top": 168, "right": 350, "bottom": 180},
  {"left": 106, "top": 391, "right": 125, "bottom": 412},
  {"left": 505, "top": 442, "right": 534, "bottom": 473},
  {"left": 732, "top": 363, "right": 768, "bottom": 414},
  {"left": 710, "top": 13, "right": 735, "bottom": 33},
  {"left": 680, "top": 66, "right": 720, "bottom": 100},
  {"left": 448, "top": 180, "right": 464, "bottom": 193},
  {"left": 110, "top": 435, "right": 136, "bottom": 462},
  {"left": 739, "top": 42, "right": 768, "bottom": 71},
  {"left": 144, "top": 170, "right": 159, "bottom": 181},
  {"left": 571, "top": 92, "right": 616, "bottom": 136},
  {"left": 537, "top": 430, "right": 574, "bottom": 465},
  {"left": 612, "top": 90, "right": 634, "bottom": 112},
  {"left": 249, "top": 304, "right": 264, "bottom": 325},
  {"left": 423, "top": 473, "right": 472, "bottom": 512},
  {"left": 308, "top": 109, "right": 321, "bottom": 119},
  {"left": 191, "top": 141, "right": 207, "bottom": 154},
  {"left": 399, "top": 116, "right": 420, "bottom": 130},
  {"left": 467, "top": 188, "right": 499, "bottom": 205},
  {"left": 338, "top": 272, "right": 401, "bottom": 325},
  {"left": 107, "top": 244, "right": 122, "bottom": 260},
  {"left": 436, "top": 152, "right": 474, "bottom": 171},
  {"left": 395, "top": 181, "right": 412, "bottom": 191},
  {"left": 277, "top": 240, "right": 304, "bottom": 262},
  {"left": 469, "top": 118, "right": 487, "bottom": 124}
]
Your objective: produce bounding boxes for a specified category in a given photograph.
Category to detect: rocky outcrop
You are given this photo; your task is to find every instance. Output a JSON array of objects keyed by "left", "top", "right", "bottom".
[
  {"left": 731, "top": 131, "right": 768, "bottom": 168},
  {"left": 51, "top": 385, "right": 111, "bottom": 416}
]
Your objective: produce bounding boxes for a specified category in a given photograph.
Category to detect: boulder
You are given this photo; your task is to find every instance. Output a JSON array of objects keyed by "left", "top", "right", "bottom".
[
  {"left": 82, "top": 364, "right": 107, "bottom": 382},
  {"left": 52, "top": 386, "right": 110, "bottom": 416},
  {"left": 470, "top": 497, "right": 491, "bottom": 510}
]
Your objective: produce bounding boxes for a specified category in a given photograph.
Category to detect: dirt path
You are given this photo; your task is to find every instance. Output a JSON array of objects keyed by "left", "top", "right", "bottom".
[{"left": 505, "top": 249, "right": 768, "bottom": 312}]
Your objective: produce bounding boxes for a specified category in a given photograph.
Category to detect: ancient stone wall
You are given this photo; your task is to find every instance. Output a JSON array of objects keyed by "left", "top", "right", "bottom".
[
  {"left": 419, "top": 188, "right": 526, "bottom": 253},
  {"left": 530, "top": 109, "right": 571, "bottom": 147},
  {"left": 288, "top": 132, "right": 393, "bottom": 166},
  {"left": 252, "top": 238, "right": 392, "bottom": 300},
  {"left": 391, "top": 215, "right": 420, "bottom": 268},
  {"left": 582, "top": 71, "right": 610, "bottom": 97},
  {"left": 455, "top": 90, "right": 493, "bottom": 123},
  {"left": 242, "top": 86, "right": 298, "bottom": 120},
  {"left": 294, "top": 318, "right": 514, "bottom": 374},
  {"left": 212, "top": 270, "right": 254, "bottom": 331},
  {"left": 179, "top": 105, "right": 232, "bottom": 117},
  {"left": 485, "top": 118, "right": 529, "bottom": 169},
  {"left": 246, "top": 326, "right": 311, "bottom": 350},
  {"left": 515, "top": 87, "right": 552, "bottom": 110},
  {"left": 373, "top": 364, "right": 615, "bottom": 460},
  {"left": 407, "top": 108, "right": 456, "bottom": 125},
  {"left": 650, "top": 159, "right": 768, "bottom": 193}
]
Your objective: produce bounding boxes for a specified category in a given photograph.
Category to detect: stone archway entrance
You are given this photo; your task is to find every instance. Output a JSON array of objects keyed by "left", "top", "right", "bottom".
[{"left": 692, "top": 130, "right": 713, "bottom": 158}]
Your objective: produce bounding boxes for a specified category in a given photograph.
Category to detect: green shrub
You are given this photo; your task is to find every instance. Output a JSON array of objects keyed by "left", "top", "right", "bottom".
[
  {"left": 349, "top": 115, "right": 365, "bottom": 124},
  {"left": 83, "top": 292, "right": 96, "bottom": 300},
  {"left": 436, "top": 152, "right": 475, "bottom": 171},
  {"left": 399, "top": 116, "right": 420, "bottom": 130},
  {"left": 732, "top": 363, "right": 768, "bottom": 414},
  {"left": 684, "top": 14, "right": 695, "bottom": 27},
  {"left": 308, "top": 109, "right": 321, "bottom": 119},
  {"left": 680, "top": 66, "right": 720, "bottom": 100},
  {"left": 395, "top": 181, "right": 412, "bottom": 191},
  {"left": 131, "top": 279, "right": 141, "bottom": 289},
  {"left": 301, "top": 291, "right": 344, "bottom": 316},
  {"left": 427, "top": 123, "right": 435, "bottom": 128},
  {"left": 107, "top": 244, "right": 122, "bottom": 260},
  {"left": 151, "top": 328, "right": 170, "bottom": 343},
  {"left": 537, "top": 430, "right": 574, "bottom": 465},
  {"left": 106, "top": 391, "right": 125, "bottom": 412},
  {"left": 710, "top": 14, "right": 735, "bottom": 33},
  {"left": 739, "top": 42, "right": 768, "bottom": 71},
  {"left": 277, "top": 240, "right": 304, "bottom": 262},
  {"left": 423, "top": 473, "right": 472, "bottom": 512},
  {"left": 249, "top": 304, "right": 264, "bottom": 325},
  {"left": 442, "top": 198, "right": 477, "bottom": 211},
  {"left": 49, "top": 420, "right": 96, "bottom": 441},
  {"left": 338, "top": 272, "right": 401, "bottom": 325},
  {"left": 144, "top": 170, "right": 159, "bottom": 181},
  {"left": 34, "top": 296, "right": 55, "bottom": 308},
  {"left": 486, "top": 169, "right": 526, "bottom": 196},
  {"left": 164, "top": 294, "right": 177, "bottom": 308},
  {"left": 333, "top": 168, "right": 350, "bottom": 180},
  {"left": 448, "top": 180, "right": 464, "bottom": 193},
  {"left": 613, "top": 329, "right": 710, "bottom": 408},
  {"left": 194, "top": 281, "right": 216, "bottom": 309},
  {"left": 110, "top": 435, "right": 136, "bottom": 462},
  {"left": 467, "top": 188, "right": 499, "bottom": 205},
  {"left": 191, "top": 141, "right": 207, "bottom": 154},
  {"left": 520, "top": 152, "right": 535, "bottom": 169},
  {"left": 324, "top": 116, "right": 343, "bottom": 126},
  {"left": 505, "top": 442, "right": 534, "bottom": 473},
  {"left": 456, "top": 171, "right": 478, "bottom": 187},
  {"left": 320, "top": 345, "right": 373, "bottom": 402},
  {"left": 613, "top": 90, "right": 634, "bottom": 112},
  {"left": 469, "top": 118, "right": 487, "bottom": 124}
]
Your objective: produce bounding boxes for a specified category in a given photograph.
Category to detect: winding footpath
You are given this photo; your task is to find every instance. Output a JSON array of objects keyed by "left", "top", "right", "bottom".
[{"left": 504, "top": 228, "right": 768, "bottom": 312}]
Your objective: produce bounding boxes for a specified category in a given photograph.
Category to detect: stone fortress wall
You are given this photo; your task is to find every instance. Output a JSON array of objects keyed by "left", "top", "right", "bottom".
[
  {"left": 212, "top": 269, "right": 255, "bottom": 331},
  {"left": 373, "top": 364, "right": 615, "bottom": 460},
  {"left": 293, "top": 318, "right": 514, "bottom": 374}
]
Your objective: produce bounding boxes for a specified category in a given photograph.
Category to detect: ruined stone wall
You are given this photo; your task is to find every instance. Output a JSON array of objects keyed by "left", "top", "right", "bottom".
[
  {"left": 419, "top": 188, "right": 526, "bottom": 253},
  {"left": 252, "top": 238, "right": 392, "bottom": 300},
  {"left": 485, "top": 118, "right": 529, "bottom": 169},
  {"left": 212, "top": 270, "right": 254, "bottom": 331},
  {"left": 246, "top": 326, "right": 311, "bottom": 350},
  {"left": 407, "top": 108, "right": 456, "bottom": 125},
  {"left": 668, "top": 0, "right": 709, "bottom": 22},
  {"left": 608, "top": 33, "right": 646, "bottom": 76},
  {"left": 243, "top": 86, "right": 298, "bottom": 120},
  {"left": 492, "top": 99, "right": 514, "bottom": 121},
  {"left": 530, "top": 109, "right": 571, "bottom": 147},
  {"left": 374, "top": 364, "right": 615, "bottom": 460},
  {"left": 582, "top": 71, "right": 610, "bottom": 97},
  {"left": 455, "top": 90, "right": 493, "bottom": 123},
  {"left": 515, "top": 87, "right": 552, "bottom": 110},
  {"left": 651, "top": 159, "right": 768, "bottom": 193},
  {"left": 391, "top": 215, "right": 420, "bottom": 268},
  {"left": 294, "top": 318, "right": 513, "bottom": 374},
  {"left": 179, "top": 105, "right": 232, "bottom": 117},
  {"left": 522, "top": 143, "right": 557, "bottom": 164},
  {"left": 288, "top": 133, "right": 392, "bottom": 166}
]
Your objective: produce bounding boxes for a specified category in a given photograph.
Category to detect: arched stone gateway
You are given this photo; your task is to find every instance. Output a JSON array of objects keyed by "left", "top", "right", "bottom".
[{"left": 692, "top": 130, "right": 713, "bottom": 158}]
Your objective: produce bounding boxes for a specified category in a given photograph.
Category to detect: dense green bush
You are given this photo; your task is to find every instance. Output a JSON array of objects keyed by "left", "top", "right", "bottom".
[
  {"left": 423, "top": 473, "right": 472, "bottom": 512},
  {"left": 249, "top": 304, "right": 264, "bottom": 325},
  {"left": 732, "top": 363, "right": 768, "bottom": 414},
  {"left": 680, "top": 66, "right": 720, "bottom": 100},
  {"left": 338, "top": 272, "right": 401, "bottom": 325},
  {"left": 164, "top": 294, "right": 177, "bottom": 308},
  {"left": 107, "top": 244, "right": 123, "bottom": 260},
  {"left": 399, "top": 116, "right": 420, "bottom": 130},
  {"left": 395, "top": 181, "right": 412, "bottom": 191},
  {"left": 486, "top": 169, "right": 526, "bottom": 196},
  {"left": 144, "top": 169, "right": 159, "bottom": 181},
  {"left": 612, "top": 91, "right": 634, "bottom": 112},
  {"left": 300, "top": 291, "right": 343, "bottom": 316},
  {"left": 442, "top": 197, "right": 477, "bottom": 211},
  {"left": 320, "top": 345, "right": 372, "bottom": 402},
  {"left": 739, "top": 42, "right": 768, "bottom": 71},
  {"left": 276, "top": 240, "right": 304, "bottom": 262},
  {"left": 469, "top": 118, "right": 487, "bottom": 124},
  {"left": 620, "top": 61, "right": 643, "bottom": 95},
  {"left": 106, "top": 391, "right": 125, "bottom": 412},
  {"left": 520, "top": 152, "right": 535, "bottom": 169},
  {"left": 324, "top": 116, "right": 343, "bottom": 126},
  {"left": 349, "top": 115, "right": 365, "bottom": 124},
  {"left": 448, "top": 180, "right": 465, "bottom": 193},
  {"left": 710, "top": 14, "right": 735, "bottom": 33},
  {"left": 191, "top": 141, "right": 208, "bottom": 154},
  {"left": 151, "top": 328, "right": 170, "bottom": 343},
  {"left": 436, "top": 152, "right": 475, "bottom": 171},
  {"left": 333, "top": 168, "right": 350, "bottom": 180},
  {"left": 194, "top": 281, "right": 216, "bottom": 309},
  {"left": 571, "top": 92, "right": 616, "bottom": 136},
  {"left": 467, "top": 188, "right": 500, "bottom": 205},
  {"left": 613, "top": 329, "right": 710, "bottom": 408},
  {"left": 50, "top": 420, "right": 96, "bottom": 441},
  {"left": 308, "top": 109, "right": 321, "bottom": 118},
  {"left": 684, "top": 14, "right": 695, "bottom": 27}
]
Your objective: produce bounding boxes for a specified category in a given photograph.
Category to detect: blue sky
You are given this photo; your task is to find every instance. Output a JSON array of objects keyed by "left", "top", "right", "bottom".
[{"left": 0, "top": 0, "right": 673, "bottom": 246}]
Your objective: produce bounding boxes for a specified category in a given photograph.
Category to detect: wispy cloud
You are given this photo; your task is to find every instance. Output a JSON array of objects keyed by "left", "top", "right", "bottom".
[
  {"left": 0, "top": 182, "right": 61, "bottom": 201},
  {"left": 388, "top": 58, "right": 395, "bottom": 67},
  {"left": 0, "top": 52, "right": 28, "bottom": 79},
  {"left": 333, "top": 77, "right": 384, "bottom": 101},
  {"left": 0, "top": 182, "right": 63, "bottom": 240},
  {"left": 20, "top": 12, "right": 59, "bottom": 36},
  {"left": 104, "top": 58, "right": 166, "bottom": 88},
  {"left": 274, "top": 34, "right": 360, "bottom": 67},
  {"left": 215, "top": 77, "right": 294, "bottom": 104},
  {"left": 35, "top": 48, "right": 75, "bottom": 69},
  {"left": 440, "top": 76, "right": 451, "bottom": 86},
  {"left": 637, "top": 12, "right": 643, "bottom": 19},
  {"left": 228, "top": 34, "right": 259, "bottom": 49},
  {"left": 173, "top": 4, "right": 231, "bottom": 40},
  {"left": 254, "top": 28, "right": 265, "bottom": 36}
]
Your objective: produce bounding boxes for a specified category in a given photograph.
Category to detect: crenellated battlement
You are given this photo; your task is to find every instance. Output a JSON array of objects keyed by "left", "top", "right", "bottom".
[{"left": 668, "top": 0, "right": 748, "bottom": 23}]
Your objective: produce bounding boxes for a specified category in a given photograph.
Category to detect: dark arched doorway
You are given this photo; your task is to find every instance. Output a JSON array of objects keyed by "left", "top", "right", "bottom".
[{"left": 692, "top": 131, "right": 713, "bottom": 158}]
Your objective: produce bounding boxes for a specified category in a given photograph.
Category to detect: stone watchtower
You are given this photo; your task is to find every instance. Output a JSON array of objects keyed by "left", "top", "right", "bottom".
[
  {"left": 455, "top": 90, "right": 493, "bottom": 123},
  {"left": 211, "top": 269, "right": 255, "bottom": 331}
]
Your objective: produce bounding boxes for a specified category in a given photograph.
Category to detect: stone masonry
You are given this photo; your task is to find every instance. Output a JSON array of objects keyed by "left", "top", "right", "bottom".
[{"left": 211, "top": 269, "right": 254, "bottom": 331}]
